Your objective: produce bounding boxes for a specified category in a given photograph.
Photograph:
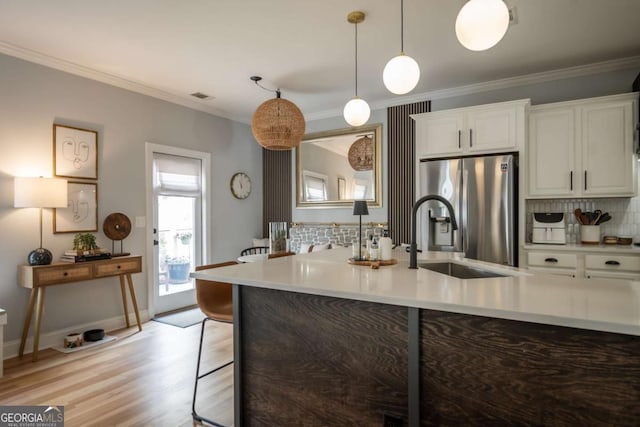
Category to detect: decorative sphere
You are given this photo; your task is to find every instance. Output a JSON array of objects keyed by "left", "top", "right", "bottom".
[
  {"left": 343, "top": 98, "right": 371, "bottom": 127},
  {"left": 383, "top": 54, "right": 420, "bottom": 95},
  {"left": 455, "top": 0, "right": 509, "bottom": 51},
  {"left": 28, "top": 248, "right": 53, "bottom": 265}
]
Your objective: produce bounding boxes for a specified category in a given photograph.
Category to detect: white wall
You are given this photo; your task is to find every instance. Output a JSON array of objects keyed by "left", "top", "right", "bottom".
[{"left": 0, "top": 54, "right": 263, "bottom": 345}]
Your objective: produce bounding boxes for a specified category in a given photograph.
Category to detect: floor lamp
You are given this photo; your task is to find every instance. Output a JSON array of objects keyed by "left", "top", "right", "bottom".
[
  {"left": 352, "top": 200, "right": 369, "bottom": 261},
  {"left": 14, "top": 177, "right": 68, "bottom": 265}
]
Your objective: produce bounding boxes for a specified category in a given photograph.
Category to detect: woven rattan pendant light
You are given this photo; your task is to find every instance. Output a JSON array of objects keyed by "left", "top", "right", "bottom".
[
  {"left": 348, "top": 135, "right": 373, "bottom": 171},
  {"left": 250, "top": 76, "right": 305, "bottom": 151}
]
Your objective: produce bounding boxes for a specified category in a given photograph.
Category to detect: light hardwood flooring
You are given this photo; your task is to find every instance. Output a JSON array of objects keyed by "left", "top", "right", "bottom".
[{"left": 0, "top": 320, "right": 234, "bottom": 426}]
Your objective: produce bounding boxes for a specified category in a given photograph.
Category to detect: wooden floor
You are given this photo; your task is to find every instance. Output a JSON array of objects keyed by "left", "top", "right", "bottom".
[{"left": 0, "top": 320, "right": 234, "bottom": 426}]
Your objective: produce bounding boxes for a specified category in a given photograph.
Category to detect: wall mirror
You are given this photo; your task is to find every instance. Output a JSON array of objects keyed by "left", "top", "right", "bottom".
[{"left": 296, "top": 123, "right": 382, "bottom": 208}]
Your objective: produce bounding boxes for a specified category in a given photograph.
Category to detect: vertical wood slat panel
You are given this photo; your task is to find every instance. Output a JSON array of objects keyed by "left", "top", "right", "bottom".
[
  {"left": 387, "top": 101, "right": 430, "bottom": 245},
  {"left": 262, "top": 149, "right": 292, "bottom": 237}
]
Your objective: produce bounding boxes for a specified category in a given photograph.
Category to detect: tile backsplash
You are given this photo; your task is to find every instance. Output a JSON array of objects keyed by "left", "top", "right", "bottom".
[
  {"left": 526, "top": 198, "right": 640, "bottom": 243},
  {"left": 289, "top": 223, "right": 386, "bottom": 253}
]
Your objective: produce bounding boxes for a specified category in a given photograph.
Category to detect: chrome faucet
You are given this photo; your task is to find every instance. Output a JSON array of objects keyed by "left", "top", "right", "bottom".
[{"left": 409, "top": 195, "right": 458, "bottom": 269}]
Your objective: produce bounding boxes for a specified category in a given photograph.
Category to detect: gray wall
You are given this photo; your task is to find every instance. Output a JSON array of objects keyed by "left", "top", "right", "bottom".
[
  {"left": 0, "top": 54, "right": 263, "bottom": 344},
  {"left": 297, "top": 67, "right": 639, "bottom": 225}
]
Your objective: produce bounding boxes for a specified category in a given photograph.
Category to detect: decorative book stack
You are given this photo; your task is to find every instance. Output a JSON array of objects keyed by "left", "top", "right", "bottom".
[{"left": 60, "top": 249, "right": 112, "bottom": 263}]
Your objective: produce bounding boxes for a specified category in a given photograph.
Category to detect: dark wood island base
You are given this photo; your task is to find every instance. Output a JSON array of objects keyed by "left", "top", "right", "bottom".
[{"left": 233, "top": 286, "right": 639, "bottom": 426}]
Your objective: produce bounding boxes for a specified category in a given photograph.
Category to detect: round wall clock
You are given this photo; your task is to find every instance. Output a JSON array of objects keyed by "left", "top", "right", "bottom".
[{"left": 230, "top": 172, "right": 251, "bottom": 199}]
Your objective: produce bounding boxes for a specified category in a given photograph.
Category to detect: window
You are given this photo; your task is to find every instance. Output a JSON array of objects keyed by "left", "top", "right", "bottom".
[{"left": 303, "top": 170, "right": 328, "bottom": 201}]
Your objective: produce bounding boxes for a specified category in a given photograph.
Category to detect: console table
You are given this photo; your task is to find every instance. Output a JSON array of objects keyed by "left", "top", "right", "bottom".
[{"left": 18, "top": 255, "right": 143, "bottom": 361}]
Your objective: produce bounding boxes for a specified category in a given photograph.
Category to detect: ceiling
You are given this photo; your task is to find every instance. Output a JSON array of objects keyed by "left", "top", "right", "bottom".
[{"left": 1, "top": 0, "right": 639, "bottom": 124}]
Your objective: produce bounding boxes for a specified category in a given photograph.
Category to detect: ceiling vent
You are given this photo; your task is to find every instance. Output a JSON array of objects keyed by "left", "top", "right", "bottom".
[{"left": 190, "top": 92, "right": 213, "bottom": 100}]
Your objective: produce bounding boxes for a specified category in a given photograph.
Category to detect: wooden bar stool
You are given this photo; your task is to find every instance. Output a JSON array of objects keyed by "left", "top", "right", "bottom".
[{"left": 192, "top": 261, "right": 237, "bottom": 426}]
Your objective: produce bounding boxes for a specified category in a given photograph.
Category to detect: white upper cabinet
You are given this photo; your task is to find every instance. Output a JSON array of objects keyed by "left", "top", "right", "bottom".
[
  {"left": 528, "top": 93, "right": 638, "bottom": 198},
  {"left": 412, "top": 99, "right": 529, "bottom": 159}
]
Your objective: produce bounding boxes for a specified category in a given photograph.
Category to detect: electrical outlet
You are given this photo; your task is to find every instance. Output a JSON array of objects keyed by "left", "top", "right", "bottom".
[{"left": 383, "top": 414, "right": 403, "bottom": 427}]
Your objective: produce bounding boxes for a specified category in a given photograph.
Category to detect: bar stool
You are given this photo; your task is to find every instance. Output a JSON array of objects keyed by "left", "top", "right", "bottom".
[{"left": 192, "top": 261, "right": 237, "bottom": 426}]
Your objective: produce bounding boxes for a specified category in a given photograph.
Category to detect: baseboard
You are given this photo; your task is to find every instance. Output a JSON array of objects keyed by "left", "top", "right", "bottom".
[{"left": 2, "top": 309, "right": 150, "bottom": 360}]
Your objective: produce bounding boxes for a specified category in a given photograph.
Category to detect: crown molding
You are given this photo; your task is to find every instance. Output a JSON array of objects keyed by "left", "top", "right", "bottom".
[
  {"left": 305, "top": 55, "right": 640, "bottom": 122},
  {"left": 1, "top": 40, "right": 638, "bottom": 125},
  {"left": 0, "top": 41, "right": 247, "bottom": 123}
]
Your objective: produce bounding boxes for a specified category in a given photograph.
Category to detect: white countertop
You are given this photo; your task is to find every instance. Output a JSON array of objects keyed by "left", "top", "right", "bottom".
[{"left": 192, "top": 248, "right": 640, "bottom": 336}]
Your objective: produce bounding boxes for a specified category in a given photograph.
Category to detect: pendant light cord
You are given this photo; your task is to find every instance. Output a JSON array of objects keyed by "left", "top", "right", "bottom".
[
  {"left": 400, "top": 0, "right": 404, "bottom": 54},
  {"left": 250, "top": 76, "right": 281, "bottom": 98},
  {"left": 354, "top": 21, "right": 359, "bottom": 97}
]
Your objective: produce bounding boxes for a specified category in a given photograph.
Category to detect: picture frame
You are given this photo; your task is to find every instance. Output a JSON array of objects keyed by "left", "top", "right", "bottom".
[
  {"left": 53, "top": 124, "right": 98, "bottom": 180},
  {"left": 54, "top": 182, "right": 98, "bottom": 233}
]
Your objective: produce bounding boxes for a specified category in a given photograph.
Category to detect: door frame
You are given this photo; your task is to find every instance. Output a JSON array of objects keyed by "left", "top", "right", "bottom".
[{"left": 145, "top": 142, "right": 211, "bottom": 317}]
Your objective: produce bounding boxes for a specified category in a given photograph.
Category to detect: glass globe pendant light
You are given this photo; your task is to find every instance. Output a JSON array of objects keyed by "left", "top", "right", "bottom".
[
  {"left": 455, "top": 0, "right": 510, "bottom": 51},
  {"left": 344, "top": 11, "right": 370, "bottom": 127},
  {"left": 383, "top": 0, "right": 420, "bottom": 95}
]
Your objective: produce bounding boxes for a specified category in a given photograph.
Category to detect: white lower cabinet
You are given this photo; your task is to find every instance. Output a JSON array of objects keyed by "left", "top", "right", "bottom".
[
  {"left": 584, "top": 254, "right": 640, "bottom": 280},
  {"left": 525, "top": 247, "right": 640, "bottom": 281},
  {"left": 527, "top": 252, "right": 578, "bottom": 278}
]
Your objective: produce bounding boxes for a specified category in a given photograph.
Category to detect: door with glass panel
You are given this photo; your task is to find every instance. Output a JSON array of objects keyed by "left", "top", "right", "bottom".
[{"left": 150, "top": 150, "right": 207, "bottom": 314}]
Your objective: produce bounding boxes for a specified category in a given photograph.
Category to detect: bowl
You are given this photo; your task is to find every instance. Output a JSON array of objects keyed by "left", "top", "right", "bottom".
[{"left": 83, "top": 328, "right": 105, "bottom": 342}]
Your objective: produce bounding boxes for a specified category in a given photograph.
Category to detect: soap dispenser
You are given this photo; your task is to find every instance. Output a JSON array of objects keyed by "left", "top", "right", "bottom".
[{"left": 380, "top": 230, "right": 393, "bottom": 260}]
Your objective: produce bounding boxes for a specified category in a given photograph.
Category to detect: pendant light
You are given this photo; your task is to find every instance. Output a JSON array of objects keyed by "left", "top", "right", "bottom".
[
  {"left": 383, "top": 0, "right": 420, "bottom": 95},
  {"left": 343, "top": 11, "right": 370, "bottom": 127},
  {"left": 455, "top": 0, "right": 510, "bottom": 51},
  {"left": 250, "top": 76, "right": 306, "bottom": 150}
]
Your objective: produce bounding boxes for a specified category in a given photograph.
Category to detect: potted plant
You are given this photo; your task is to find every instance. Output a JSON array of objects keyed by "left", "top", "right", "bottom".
[
  {"left": 73, "top": 233, "right": 99, "bottom": 255},
  {"left": 165, "top": 255, "right": 191, "bottom": 284},
  {"left": 176, "top": 231, "right": 192, "bottom": 245}
]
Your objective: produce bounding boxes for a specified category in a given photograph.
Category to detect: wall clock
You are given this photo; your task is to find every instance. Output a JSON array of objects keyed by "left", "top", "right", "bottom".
[{"left": 230, "top": 172, "right": 251, "bottom": 199}]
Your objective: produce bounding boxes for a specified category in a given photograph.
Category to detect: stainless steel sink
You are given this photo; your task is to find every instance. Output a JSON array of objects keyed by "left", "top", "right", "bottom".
[{"left": 418, "top": 262, "right": 508, "bottom": 279}]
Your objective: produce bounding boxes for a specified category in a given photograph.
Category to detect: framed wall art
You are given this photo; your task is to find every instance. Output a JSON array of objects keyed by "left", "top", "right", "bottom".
[
  {"left": 54, "top": 181, "right": 98, "bottom": 233},
  {"left": 53, "top": 124, "right": 98, "bottom": 179}
]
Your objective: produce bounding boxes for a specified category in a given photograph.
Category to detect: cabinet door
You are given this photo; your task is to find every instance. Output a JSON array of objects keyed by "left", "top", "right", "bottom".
[
  {"left": 414, "top": 113, "right": 464, "bottom": 158},
  {"left": 528, "top": 107, "right": 577, "bottom": 197},
  {"left": 466, "top": 106, "right": 517, "bottom": 153},
  {"left": 581, "top": 100, "right": 636, "bottom": 196}
]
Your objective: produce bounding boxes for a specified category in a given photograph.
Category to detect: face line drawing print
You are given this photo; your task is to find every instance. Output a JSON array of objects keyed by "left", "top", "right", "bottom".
[
  {"left": 68, "top": 189, "right": 90, "bottom": 223},
  {"left": 62, "top": 135, "right": 90, "bottom": 170}
]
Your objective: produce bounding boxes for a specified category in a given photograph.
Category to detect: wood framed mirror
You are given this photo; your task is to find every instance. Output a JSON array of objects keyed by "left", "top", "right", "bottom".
[{"left": 296, "top": 123, "right": 382, "bottom": 208}]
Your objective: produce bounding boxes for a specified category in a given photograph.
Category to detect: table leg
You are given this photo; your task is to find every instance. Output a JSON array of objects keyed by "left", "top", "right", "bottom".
[
  {"left": 119, "top": 275, "right": 130, "bottom": 328},
  {"left": 32, "top": 287, "right": 46, "bottom": 362},
  {"left": 19, "top": 289, "right": 38, "bottom": 357},
  {"left": 126, "top": 274, "right": 142, "bottom": 331}
]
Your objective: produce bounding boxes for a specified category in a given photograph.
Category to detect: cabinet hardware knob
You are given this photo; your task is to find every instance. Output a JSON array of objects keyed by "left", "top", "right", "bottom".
[
  {"left": 469, "top": 128, "right": 473, "bottom": 147},
  {"left": 63, "top": 272, "right": 68, "bottom": 276},
  {"left": 544, "top": 258, "right": 558, "bottom": 263},
  {"left": 604, "top": 260, "right": 620, "bottom": 266},
  {"left": 117, "top": 265, "right": 121, "bottom": 269},
  {"left": 458, "top": 130, "right": 461, "bottom": 149}
]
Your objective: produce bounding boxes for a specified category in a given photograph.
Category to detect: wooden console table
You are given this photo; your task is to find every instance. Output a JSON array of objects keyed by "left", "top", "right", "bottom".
[{"left": 18, "top": 255, "right": 143, "bottom": 361}]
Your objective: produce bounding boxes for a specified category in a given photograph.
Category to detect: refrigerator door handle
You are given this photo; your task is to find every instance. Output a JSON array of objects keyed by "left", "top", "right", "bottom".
[{"left": 462, "top": 168, "right": 469, "bottom": 256}]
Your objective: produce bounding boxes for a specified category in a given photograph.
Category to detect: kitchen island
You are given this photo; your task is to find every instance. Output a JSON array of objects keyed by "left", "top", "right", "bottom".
[{"left": 192, "top": 248, "right": 640, "bottom": 426}]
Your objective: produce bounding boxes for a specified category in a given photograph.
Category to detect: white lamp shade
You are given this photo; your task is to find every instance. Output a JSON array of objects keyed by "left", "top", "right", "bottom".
[
  {"left": 455, "top": 0, "right": 509, "bottom": 51},
  {"left": 383, "top": 54, "right": 421, "bottom": 95},
  {"left": 14, "top": 177, "right": 68, "bottom": 208},
  {"left": 343, "top": 98, "right": 371, "bottom": 127}
]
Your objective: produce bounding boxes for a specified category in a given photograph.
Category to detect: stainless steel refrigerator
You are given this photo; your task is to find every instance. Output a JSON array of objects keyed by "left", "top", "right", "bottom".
[{"left": 418, "top": 154, "right": 518, "bottom": 266}]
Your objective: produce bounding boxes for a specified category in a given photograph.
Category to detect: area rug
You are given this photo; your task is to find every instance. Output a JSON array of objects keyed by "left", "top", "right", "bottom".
[
  {"left": 153, "top": 307, "right": 205, "bottom": 328},
  {"left": 53, "top": 335, "right": 117, "bottom": 354}
]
